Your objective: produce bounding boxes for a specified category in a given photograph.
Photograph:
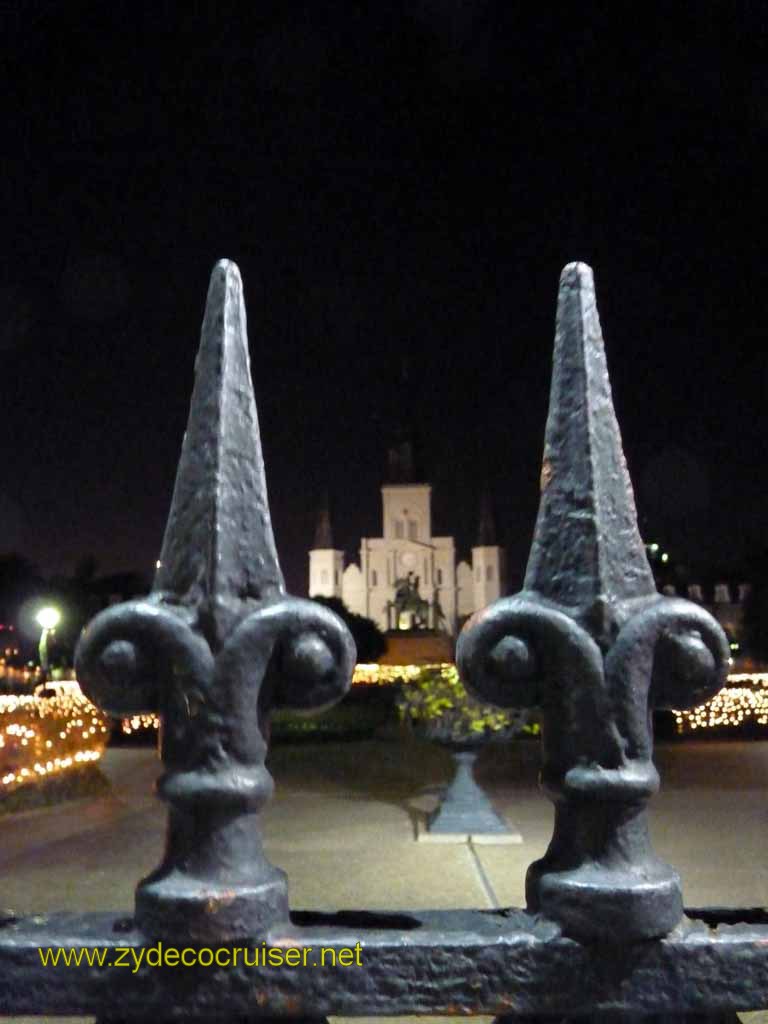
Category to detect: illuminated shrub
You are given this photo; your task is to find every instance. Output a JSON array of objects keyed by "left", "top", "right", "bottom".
[
  {"left": 396, "top": 663, "right": 538, "bottom": 743},
  {"left": 0, "top": 685, "right": 109, "bottom": 793}
]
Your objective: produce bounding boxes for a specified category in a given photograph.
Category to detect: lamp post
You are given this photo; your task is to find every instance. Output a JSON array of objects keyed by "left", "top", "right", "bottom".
[{"left": 36, "top": 606, "right": 61, "bottom": 682}]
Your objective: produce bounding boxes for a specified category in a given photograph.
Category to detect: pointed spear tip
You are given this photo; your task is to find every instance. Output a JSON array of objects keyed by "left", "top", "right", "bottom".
[
  {"left": 211, "top": 257, "right": 241, "bottom": 283},
  {"left": 557, "top": 262, "right": 597, "bottom": 325},
  {"left": 194, "top": 260, "right": 246, "bottom": 375},
  {"left": 153, "top": 258, "right": 285, "bottom": 632},
  {"left": 204, "top": 259, "right": 244, "bottom": 322},
  {"left": 560, "top": 260, "right": 593, "bottom": 282},
  {"left": 524, "top": 261, "right": 656, "bottom": 614}
]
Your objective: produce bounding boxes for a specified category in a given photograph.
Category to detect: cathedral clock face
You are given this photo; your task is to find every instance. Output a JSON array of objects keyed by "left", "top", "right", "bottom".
[{"left": 400, "top": 551, "right": 417, "bottom": 571}]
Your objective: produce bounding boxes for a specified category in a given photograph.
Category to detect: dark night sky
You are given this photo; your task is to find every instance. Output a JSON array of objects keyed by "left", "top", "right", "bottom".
[{"left": 1, "top": 2, "right": 766, "bottom": 597}]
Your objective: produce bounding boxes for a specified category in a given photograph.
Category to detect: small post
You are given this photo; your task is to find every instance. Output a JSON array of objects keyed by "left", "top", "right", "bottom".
[
  {"left": 76, "top": 261, "right": 355, "bottom": 942},
  {"left": 458, "top": 263, "right": 729, "bottom": 942}
]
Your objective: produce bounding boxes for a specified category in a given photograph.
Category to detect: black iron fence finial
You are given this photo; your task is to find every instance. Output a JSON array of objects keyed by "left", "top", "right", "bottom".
[
  {"left": 75, "top": 260, "right": 356, "bottom": 943},
  {"left": 457, "top": 262, "right": 729, "bottom": 942}
]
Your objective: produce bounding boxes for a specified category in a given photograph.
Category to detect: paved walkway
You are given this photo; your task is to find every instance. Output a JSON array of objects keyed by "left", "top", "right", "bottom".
[{"left": 1, "top": 734, "right": 767, "bottom": 1023}]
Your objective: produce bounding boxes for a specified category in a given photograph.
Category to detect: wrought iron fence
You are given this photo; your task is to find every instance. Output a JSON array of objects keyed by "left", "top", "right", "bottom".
[{"left": 0, "top": 259, "right": 764, "bottom": 1021}]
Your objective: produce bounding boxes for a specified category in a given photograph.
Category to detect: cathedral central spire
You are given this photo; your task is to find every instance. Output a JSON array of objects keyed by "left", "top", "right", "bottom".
[
  {"left": 384, "top": 356, "right": 424, "bottom": 483},
  {"left": 386, "top": 438, "right": 417, "bottom": 483}
]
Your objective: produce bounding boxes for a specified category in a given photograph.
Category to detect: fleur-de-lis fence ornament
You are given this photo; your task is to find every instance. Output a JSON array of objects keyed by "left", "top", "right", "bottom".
[
  {"left": 457, "top": 263, "right": 729, "bottom": 943},
  {"left": 76, "top": 261, "right": 355, "bottom": 943}
]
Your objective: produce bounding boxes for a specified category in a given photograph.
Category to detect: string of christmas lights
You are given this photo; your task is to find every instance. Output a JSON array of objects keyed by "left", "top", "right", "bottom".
[
  {"left": 121, "top": 713, "right": 161, "bottom": 736},
  {"left": 672, "top": 673, "right": 768, "bottom": 733},
  {"left": 30, "top": 668, "right": 766, "bottom": 741}
]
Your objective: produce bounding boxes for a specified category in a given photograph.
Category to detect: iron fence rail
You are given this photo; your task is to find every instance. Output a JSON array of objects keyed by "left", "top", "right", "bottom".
[{"left": 1, "top": 908, "right": 767, "bottom": 1017}]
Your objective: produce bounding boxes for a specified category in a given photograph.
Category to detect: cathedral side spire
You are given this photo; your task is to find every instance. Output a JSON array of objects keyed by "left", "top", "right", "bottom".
[
  {"left": 309, "top": 492, "right": 343, "bottom": 599},
  {"left": 313, "top": 492, "right": 334, "bottom": 549},
  {"left": 476, "top": 487, "right": 497, "bottom": 546},
  {"left": 472, "top": 486, "right": 504, "bottom": 611}
]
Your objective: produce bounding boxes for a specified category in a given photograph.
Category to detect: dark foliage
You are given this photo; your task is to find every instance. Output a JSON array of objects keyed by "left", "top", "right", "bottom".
[
  {"left": 310, "top": 595, "right": 386, "bottom": 663},
  {"left": 0, "top": 554, "right": 43, "bottom": 624}
]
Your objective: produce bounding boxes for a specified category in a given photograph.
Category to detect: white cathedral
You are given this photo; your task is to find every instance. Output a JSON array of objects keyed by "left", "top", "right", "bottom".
[{"left": 308, "top": 465, "right": 505, "bottom": 637}]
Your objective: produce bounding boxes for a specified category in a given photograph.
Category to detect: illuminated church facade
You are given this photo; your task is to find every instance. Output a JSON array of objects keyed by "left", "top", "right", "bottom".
[{"left": 308, "top": 452, "right": 505, "bottom": 636}]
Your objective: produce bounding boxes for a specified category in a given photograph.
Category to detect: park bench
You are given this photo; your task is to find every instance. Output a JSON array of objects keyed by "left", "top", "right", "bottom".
[{"left": 0, "top": 258, "right": 765, "bottom": 1022}]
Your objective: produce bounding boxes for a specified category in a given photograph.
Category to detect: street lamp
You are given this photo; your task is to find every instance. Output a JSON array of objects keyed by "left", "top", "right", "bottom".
[{"left": 36, "top": 606, "right": 61, "bottom": 681}]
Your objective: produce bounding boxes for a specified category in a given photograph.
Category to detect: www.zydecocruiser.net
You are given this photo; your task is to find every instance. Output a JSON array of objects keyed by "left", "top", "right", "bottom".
[{"left": 38, "top": 941, "right": 364, "bottom": 972}]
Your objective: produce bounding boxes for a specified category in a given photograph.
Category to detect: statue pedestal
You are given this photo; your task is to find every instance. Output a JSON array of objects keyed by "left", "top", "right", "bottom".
[
  {"left": 428, "top": 748, "right": 510, "bottom": 834},
  {"left": 380, "top": 631, "right": 454, "bottom": 666},
  {"left": 413, "top": 744, "right": 523, "bottom": 844}
]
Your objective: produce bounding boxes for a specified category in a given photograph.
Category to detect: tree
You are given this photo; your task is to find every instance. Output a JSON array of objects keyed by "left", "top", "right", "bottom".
[
  {"left": 310, "top": 596, "right": 387, "bottom": 663},
  {"left": 0, "top": 553, "right": 43, "bottom": 624},
  {"left": 73, "top": 554, "right": 98, "bottom": 584},
  {"left": 742, "top": 550, "right": 768, "bottom": 664}
]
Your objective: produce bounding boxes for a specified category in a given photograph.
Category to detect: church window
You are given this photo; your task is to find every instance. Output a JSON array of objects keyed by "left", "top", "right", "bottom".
[
  {"left": 408, "top": 520, "right": 418, "bottom": 540},
  {"left": 394, "top": 519, "right": 404, "bottom": 539},
  {"left": 436, "top": 568, "right": 443, "bottom": 585},
  {"left": 334, "top": 570, "right": 339, "bottom": 585},
  {"left": 321, "top": 569, "right": 329, "bottom": 584},
  {"left": 371, "top": 569, "right": 378, "bottom": 587},
  {"left": 486, "top": 565, "right": 494, "bottom": 581}
]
